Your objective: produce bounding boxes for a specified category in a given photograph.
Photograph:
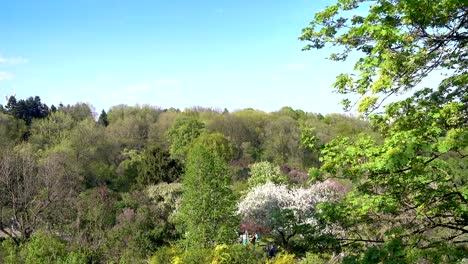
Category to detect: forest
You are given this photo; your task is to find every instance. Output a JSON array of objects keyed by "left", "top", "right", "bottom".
[{"left": 1, "top": 0, "right": 467, "bottom": 263}]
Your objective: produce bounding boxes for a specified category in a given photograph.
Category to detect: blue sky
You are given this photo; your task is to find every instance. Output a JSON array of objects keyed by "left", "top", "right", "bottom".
[{"left": 0, "top": 0, "right": 357, "bottom": 114}]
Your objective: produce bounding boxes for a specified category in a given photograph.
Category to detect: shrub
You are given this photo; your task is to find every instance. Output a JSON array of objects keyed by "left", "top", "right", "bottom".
[
  {"left": 149, "top": 246, "right": 181, "bottom": 264},
  {"left": 266, "top": 253, "right": 297, "bottom": 264},
  {"left": 212, "top": 244, "right": 261, "bottom": 264}
]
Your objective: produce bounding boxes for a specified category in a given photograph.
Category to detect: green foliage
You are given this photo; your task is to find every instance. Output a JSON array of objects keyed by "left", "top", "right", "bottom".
[
  {"left": 263, "top": 116, "right": 300, "bottom": 165},
  {"left": 179, "top": 141, "right": 239, "bottom": 248},
  {"left": 194, "top": 133, "right": 234, "bottom": 162},
  {"left": 3, "top": 95, "right": 49, "bottom": 126},
  {"left": 106, "top": 104, "right": 161, "bottom": 148},
  {"left": 178, "top": 248, "right": 213, "bottom": 264},
  {"left": 0, "top": 112, "right": 27, "bottom": 147},
  {"left": 266, "top": 253, "right": 297, "bottom": 264},
  {"left": 167, "top": 116, "right": 205, "bottom": 161},
  {"left": 58, "top": 103, "right": 94, "bottom": 122},
  {"left": 29, "top": 111, "right": 74, "bottom": 150},
  {"left": 300, "top": 0, "right": 467, "bottom": 115},
  {"left": 248, "top": 161, "right": 288, "bottom": 188},
  {"left": 149, "top": 246, "right": 181, "bottom": 264},
  {"left": 0, "top": 232, "right": 89, "bottom": 264},
  {"left": 150, "top": 244, "right": 263, "bottom": 264},
  {"left": 97, "top": 109, "right": 109, "bottom": 127},
  {"left": 1, "top": 238, "right": 20, "bottom": 264},
  {"left": 298, "top": 252, "right": 338, "bottom": 264},
  {"left": 302, "top": 0, "right": 468, "bottom": 260},
  {"left": 211, "top": 244, "right": 261, "bottom": 264},
  {"left": 137, "top": 145, "right": 183, "bottom": 186}
]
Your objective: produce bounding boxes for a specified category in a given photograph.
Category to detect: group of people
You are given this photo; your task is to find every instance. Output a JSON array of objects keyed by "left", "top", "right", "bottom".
[
  {"left": 238, "top": 231, "right": 278, "bottom": 258},
  {"left": 239, "top": 232, "right": 259, "bottom": 245}
]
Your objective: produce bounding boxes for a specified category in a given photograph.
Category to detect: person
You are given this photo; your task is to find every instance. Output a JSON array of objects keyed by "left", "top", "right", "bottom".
[
  {"left": 242, "top": 232, "right": 247, "bottom": 245},
  {"left": 266, "top": 243, "right": 278, "bottom": 258},
  {"left": 250, "top": 233, "right": 256, "bottom": 245}
]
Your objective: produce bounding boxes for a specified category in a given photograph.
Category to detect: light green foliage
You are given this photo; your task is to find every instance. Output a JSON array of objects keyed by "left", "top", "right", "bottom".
[
  {"left": 194, "top": 133, "right": 234, "bottom": 162},
  {"left": 298, "top": 252, "right": 338, "bottom": 264},
  {"left": 58, "top": 103, "right": 94, "bottom": 122},
  {"left": 149, "top": 244, "right": 262, "bottom": 264},
  {"left": 166, "top": 116, "right": 205, "bottom": 161},
  {"left": 179, "top": 142, "right": 238, "bottom": 248},
  {"left": 211, "top": 244, "right": 261, "bottom": 264},
  {"left": 0, "top": 112, "right": 27, "bottom": 147},
  {"left": 74, "top": 187, "right": 117, "bottom": 248},
  {"left": 149, "top": 246, "right": 181, "bottom": 264},
  {"left": 106, "top": 104, "right": 161, "bottom": 148},
  {"left": 248, "top": 161, "right": 288, "bottom": 188},
  {"left": 266, "top": 253, "right": 297, "bottom": 264},
  {"left": 68, "top": 119, "right": 114, "bottom": 187},
  {"left": 1, "top": 232, "right": 88, "bottom": 264},
  {"left": 1, "top": 238, "right": 20, "bottom": 264},
  {"left": 263, "top": 116, "right": 300, "bottom": 165},
  {"left": 147, "top": 110, "right": 179, "bottom": 148},
  {"left": 30, "top": 111, "right": 74, "bottom": 150},
  {"left": 300, "top": 0, "right": 466, "bottom": 115},
  {"left": 231, "top": 109, "right": 270, "bottom": 161},
  {"left": 302, "top": 0, "right": 468, "bottom": 260}
]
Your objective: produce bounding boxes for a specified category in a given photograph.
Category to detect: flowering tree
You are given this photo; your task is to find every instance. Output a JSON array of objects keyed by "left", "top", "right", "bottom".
[{"left": 237, "top": 180, "right": 344, "bottom": 248}]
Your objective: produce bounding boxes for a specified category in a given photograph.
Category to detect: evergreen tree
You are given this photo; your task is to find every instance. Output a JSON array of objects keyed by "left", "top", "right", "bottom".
[{"left": 97, "top": 109, "right": 109, "bottom": 127}]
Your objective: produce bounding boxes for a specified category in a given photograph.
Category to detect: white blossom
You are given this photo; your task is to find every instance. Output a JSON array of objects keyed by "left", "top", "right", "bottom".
[{"left": 237, "top": 180, "right": 343, "bottom": 233}]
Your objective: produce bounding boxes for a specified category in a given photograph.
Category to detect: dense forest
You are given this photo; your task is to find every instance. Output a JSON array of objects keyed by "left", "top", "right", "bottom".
[
  {"left": 0, "top": 95, "right": 378, "bottom": 263},
  {"left": 1, "top": 0, "right": 467, "bottom": 263}
]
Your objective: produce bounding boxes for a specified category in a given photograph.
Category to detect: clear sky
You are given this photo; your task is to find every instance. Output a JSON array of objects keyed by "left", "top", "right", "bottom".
[{"left": 0, "top": 0, "right": 356, "bottom": 114}]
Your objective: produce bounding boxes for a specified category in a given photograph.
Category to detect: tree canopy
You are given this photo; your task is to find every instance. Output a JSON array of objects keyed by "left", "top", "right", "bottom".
[{"left": 301, "top": 0, "right": 467, "bottom": 261}]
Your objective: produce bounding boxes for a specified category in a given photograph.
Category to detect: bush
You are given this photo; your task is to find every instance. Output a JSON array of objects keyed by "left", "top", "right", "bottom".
[
  {"left": 266, "top": 253, "right": 297, "bottom": 264},
  {"left": 0, "top": 233, "right": 91, "bottom": 264},
  {"left": 180, "top": 248, "right": 213, "bottom": 264},
  {"left": 212, "top": 244, "right": 261, "bottom": 264},
  {"left": 149, "top": 246, "right": 181, "bottom": 264},
  {"left": 298, "top": 252, "right": 339, "bottom": 264},
  {"left": 1, "top": 238, "right": 19, "bottom": 264}
]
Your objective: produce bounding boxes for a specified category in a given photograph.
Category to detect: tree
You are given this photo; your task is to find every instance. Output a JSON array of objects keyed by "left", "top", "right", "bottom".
[
  {"left": 237, "top": 180, "right": 344, "bottom": 249},
  {"left": 0, "top": 113, "right": 27, "bottom": 148},
  {"left": 263, "top": 116, "right": 300, "bottom": 165},
  {"left": 106, "top": 104, "right": 161, "bottom": 149},
  {"left": 247, "top": 161, "right": 288, "bottom": 189},
  {"left": 29, "top": 111, "right": 74, "bottom": 150},
  {"left": 58, "top": 103, "right": 94, "bottom": 122},
  {"left": 3, "top": 96, "right": 49, "bottom": 126},
  {"left": 0, "top": 144, "right": 80, "bottom": 244},
  {"left": 136, "top": 145, "right": 183, "bottom": 186},
  {"left": 166, "top": 116, "right": 205, "bottom": 161},
  {"left": 301, "top": 0, "right": 467, "bottom": 261},
  {"left": 194, "top": 133, "right": 234, "bottom": 162},
  {"left": 178, "top": 141, "right": 238, "bottom": 249},
  {"left": 98, "top": 109, "right": 109, "bottom": 127}
]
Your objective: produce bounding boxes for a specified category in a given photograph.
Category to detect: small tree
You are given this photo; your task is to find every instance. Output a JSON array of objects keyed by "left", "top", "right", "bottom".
[{"left": 97, "top": 109, "right": 109, "bottom": 127}]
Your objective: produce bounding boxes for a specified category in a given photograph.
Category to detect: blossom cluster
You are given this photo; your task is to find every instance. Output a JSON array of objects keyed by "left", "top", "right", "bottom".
[{"left": 237, "top": 180, "right": 344, "bottom": 231}]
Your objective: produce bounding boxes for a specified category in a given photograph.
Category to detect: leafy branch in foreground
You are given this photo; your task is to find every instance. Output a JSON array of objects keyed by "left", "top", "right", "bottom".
[{"left": 301, "top": 0, "right": 467, "bottom": 262}]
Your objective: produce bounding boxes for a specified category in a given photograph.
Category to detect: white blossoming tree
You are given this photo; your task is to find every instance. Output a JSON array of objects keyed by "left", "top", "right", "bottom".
[{"left": 237, "top": 180, "right": 344, "bottom": 249}]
